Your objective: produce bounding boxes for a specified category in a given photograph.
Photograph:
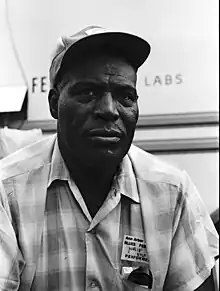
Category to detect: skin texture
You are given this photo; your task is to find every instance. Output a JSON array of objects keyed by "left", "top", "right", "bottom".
[{"left": 48, "top": 53, "right": 138, "bottom": 216}]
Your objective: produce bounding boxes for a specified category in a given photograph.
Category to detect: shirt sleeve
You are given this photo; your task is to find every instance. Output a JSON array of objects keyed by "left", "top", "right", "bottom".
[
  {"left": 163, "top": 171, "right": 219, "bottom": 291},
  {"left": 0, "top": 179, "right": 25, "bottom": 290}
]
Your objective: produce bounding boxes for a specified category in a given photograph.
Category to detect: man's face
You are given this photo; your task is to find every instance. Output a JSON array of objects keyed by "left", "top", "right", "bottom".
[{"left": 51, "top": 53, "right": 139, "bottom": 167}]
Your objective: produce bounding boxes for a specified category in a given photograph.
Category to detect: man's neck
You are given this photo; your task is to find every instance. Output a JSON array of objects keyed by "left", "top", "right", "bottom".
[
  {"left": 68, "top": 160, "right": 118, "bottom": 193},
  {"left": 61, "top": 148, "right": 121, "bottom": 217}
]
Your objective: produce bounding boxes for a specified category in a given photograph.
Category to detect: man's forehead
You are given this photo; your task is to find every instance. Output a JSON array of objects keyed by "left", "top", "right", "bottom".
[
  {"left": 65, "top": 61, "right": 137, "bottom": 87},
  {"left": 68, "top": 78, "right": 136, "bottom": 89}
]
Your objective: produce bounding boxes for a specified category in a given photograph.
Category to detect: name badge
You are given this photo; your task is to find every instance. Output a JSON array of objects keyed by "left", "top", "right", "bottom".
[{"left": 121, "top": 235, "right": 148, "bottom": 263}]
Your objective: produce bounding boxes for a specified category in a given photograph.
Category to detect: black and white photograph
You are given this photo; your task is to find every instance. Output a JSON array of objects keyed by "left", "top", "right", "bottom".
[{"left": 0, "top": 1, "right": 219, "bottom": 290}]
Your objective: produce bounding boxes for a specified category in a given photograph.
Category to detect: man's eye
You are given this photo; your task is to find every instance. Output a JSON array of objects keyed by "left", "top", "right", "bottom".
[
  {"left": 119, "top": 91, "right": 137, "bottom": 103},
  {"left": 125, "top": 93, "right": 137, "bottom": 101},
  {"left": 70, "top": 88, "right": 98, "bottom": 103},
  {"left": 81, "top": 89, "right": 97, "bottom": 97}
]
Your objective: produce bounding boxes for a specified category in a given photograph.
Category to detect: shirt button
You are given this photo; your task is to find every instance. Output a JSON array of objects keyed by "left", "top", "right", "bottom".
[
  {"left": 89, "top": 281, "right": 100, "bottom": 290},
  {"left": 90, "top": 229, "right": 96, "bottom": 234},
  {"left": 90, "top": 281, "right": 97, "bottom": 288}
]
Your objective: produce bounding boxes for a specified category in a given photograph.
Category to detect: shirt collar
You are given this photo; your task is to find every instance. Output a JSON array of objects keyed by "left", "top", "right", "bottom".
[
  {"left": 117, "top": 155, "right": 140, "bottom": 203},
  {"left": 48, "top": 138, "right": 140, "bottom": 203},
  {"left": 48, "top": 138, "right": 71, "bottom": 187}
]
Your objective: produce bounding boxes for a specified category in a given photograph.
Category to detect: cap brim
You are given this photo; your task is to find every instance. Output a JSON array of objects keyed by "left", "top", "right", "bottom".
[{"left": 61, "top": 31, "right": 151, "bottom": 71}]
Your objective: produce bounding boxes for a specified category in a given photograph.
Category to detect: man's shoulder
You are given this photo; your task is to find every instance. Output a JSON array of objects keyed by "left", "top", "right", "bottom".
[
  {"left": 128, "top": 144, "right": 185, "bottom": 188},
  {"left": 0, "top": 134, "right": 56, "bottom": 180}
]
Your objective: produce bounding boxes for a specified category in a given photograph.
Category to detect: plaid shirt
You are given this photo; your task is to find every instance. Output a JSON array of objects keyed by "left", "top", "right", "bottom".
[{"left": 0, "top": 135, "right": 219, "bottom": 291}]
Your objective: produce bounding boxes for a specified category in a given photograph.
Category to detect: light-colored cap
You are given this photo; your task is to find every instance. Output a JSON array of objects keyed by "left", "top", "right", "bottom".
[{"left": 49, "top": 26, "right": 151, "bottom": 88}]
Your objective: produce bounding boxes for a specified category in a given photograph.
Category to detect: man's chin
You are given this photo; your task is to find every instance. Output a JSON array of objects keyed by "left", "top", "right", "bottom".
[
  {"left": 85, "top": 147, "right": 125, "bottom": 166},
  {"left": 65, "top": 137, "right": 131, "bottom": 167},
  {"left": 92, "top": 147, "right": 122, "bottom": 159},
  {"left": 85, "top": 139, "right": 132, "bottom": 164}
]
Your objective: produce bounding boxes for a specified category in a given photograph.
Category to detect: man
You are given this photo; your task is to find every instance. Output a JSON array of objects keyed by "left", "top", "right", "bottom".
[{"left": 0, "top": 26, "right": 218, "bottom": 290}]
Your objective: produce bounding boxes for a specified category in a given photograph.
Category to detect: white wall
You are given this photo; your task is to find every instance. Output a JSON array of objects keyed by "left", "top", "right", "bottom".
[{"left": 0, "top": 0, "right": 219, "bottom": 120}]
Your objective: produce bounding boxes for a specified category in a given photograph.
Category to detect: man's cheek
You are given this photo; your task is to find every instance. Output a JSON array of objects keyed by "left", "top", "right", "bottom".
[{"left": 123, "top": 108, "right": 138, "bottom": 126}]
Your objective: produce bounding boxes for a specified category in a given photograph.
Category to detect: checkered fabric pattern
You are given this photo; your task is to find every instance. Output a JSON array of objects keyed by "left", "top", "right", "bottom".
[
  {"left": 0, "top": 136, "right": 219, "bottom": 291},
  {"left": 31, "top": 142, "right": 146, "bottom": 290}
]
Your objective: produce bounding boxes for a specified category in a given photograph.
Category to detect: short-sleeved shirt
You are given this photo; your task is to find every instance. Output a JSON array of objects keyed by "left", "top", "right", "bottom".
[
  {"left": 0, "top": 135, "right": 219, "bottom": 291},
  {"left": 32, "top": 141, "right": 148, "bottom": 290}
]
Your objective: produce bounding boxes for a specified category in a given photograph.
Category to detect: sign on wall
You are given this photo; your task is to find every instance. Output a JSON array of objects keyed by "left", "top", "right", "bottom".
[{"left": 0, "top": 0, "right": 218, "bottom": 120}]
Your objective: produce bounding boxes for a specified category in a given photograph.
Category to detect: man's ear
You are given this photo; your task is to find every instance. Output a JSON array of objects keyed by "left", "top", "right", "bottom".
[{"left": 48, "top": 88, "right": 59, "bottom": 119}]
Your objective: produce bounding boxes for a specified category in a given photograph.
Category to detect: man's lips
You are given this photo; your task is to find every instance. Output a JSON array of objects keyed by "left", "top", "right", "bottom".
[
  {"left": 88, "top": 129, "right": 122, "bottom": 137},
  {"left": 87, "top": 129, "right": 122, "bottom": 143}
]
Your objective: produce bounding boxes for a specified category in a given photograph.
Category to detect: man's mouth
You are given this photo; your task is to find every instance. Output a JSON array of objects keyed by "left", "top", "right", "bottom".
[{"left": 87, "top": 129, "right": 122, "bottom": 143}]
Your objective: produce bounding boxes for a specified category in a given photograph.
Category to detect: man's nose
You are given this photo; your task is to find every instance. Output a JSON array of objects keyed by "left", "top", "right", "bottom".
[{"left": 94, "top": 92, "right": 119, "bottom": 121}]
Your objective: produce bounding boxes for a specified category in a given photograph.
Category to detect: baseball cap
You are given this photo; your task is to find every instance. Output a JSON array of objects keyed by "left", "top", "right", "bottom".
[{"left": 49, "top": 26, "right": 151, "bottom": 88}]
